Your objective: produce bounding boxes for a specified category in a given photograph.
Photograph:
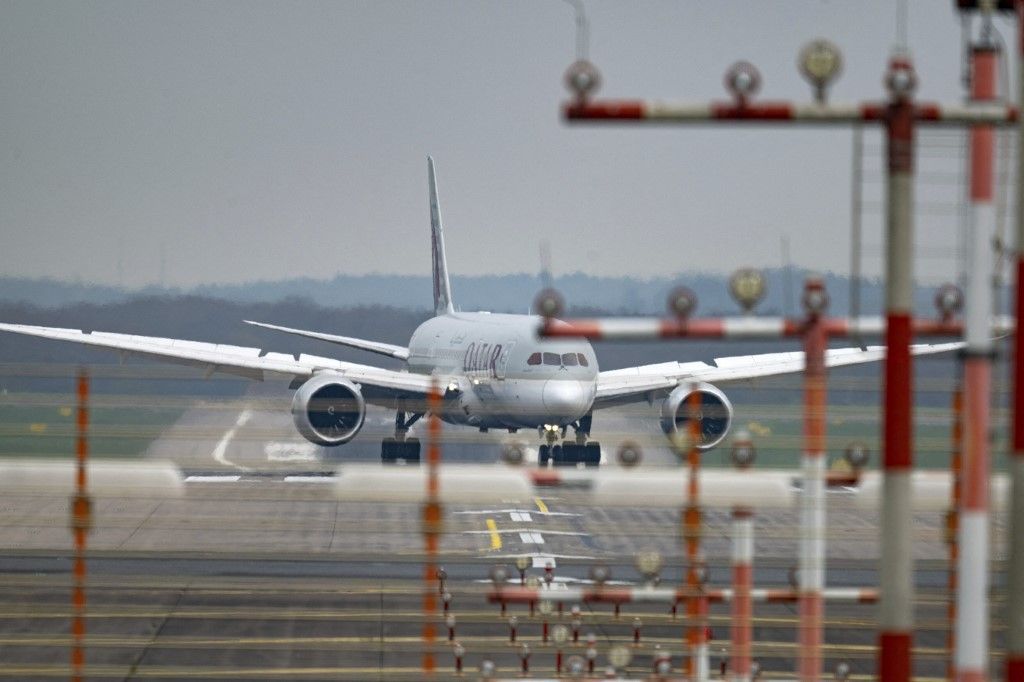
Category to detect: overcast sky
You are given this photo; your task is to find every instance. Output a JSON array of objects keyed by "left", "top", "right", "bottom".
[{"left": 0, "top": 1, "right": 1018, "bottom": 288}]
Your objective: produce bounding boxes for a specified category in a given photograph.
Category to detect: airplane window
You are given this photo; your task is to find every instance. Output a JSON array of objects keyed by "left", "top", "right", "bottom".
[
  {"left": 543, "top": 352, "right": 561, "bottom": 365},
  {"left": 561, "top": 353, "right": 578, "bottom": 366},
  {"left": 527, "top": 352, "right": 542, "bottom": 366},
  {"left": 576, "top": 353, "right": 589, "bottom": 367}
]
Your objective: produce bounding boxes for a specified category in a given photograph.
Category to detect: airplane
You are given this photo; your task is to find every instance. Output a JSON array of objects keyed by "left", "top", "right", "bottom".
[{"left": 0, "top": 158, "right": 962, "bottom": 466}]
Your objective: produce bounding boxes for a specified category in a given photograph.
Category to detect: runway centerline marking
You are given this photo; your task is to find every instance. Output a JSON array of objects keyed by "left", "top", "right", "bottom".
[
  {"left": 212, "top": 409, "right": 253, "bottom": 472},
  {"left": 185, "top": 475, "right": 241, "bottom": 483},
  {"left": 534, "top": 498, "right": 549, "bottom": 514},
  {"left": 485, "top": 518, "right": 501, "bottom": 550}
]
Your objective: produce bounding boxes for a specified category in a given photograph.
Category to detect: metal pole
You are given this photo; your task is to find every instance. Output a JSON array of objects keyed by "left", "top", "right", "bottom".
[
  {"left": 422, "top": 381, "right": 442, "bottom": 675},
  {"left": 955, "top": 37, "right": 998, "bottom": 682},
  {"left": 684, "top": 388, "right": 708, "bottom": 680},
  {"left": 799, "top": 277, "right": 827, "bottom": 682},
  {"left": 878, "top": 54, "right": 917, "bottom": 682},
  {"left": 947, "top": 384, "right": 964, "bottom": 681},
  {"left": 1006, "top": 5, "right": 1024, "bottom": 680},
  {"left": 70, "top": 369, "right": 91, "bottom": 682},
  {"left": 850, "top": 125, "right": 864, "bottom": 340},
  {"left": 731, "top": 505, "right": 753, "bottom": 682}
]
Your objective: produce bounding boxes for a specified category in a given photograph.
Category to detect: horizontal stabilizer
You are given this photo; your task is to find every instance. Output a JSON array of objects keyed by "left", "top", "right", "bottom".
[{"left": 244, "top": 321, "right": 410, "bottom": 361}]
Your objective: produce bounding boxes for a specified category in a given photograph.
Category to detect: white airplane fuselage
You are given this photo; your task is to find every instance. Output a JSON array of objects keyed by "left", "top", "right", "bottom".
[{"left": 406, "top": 312, "right": 597, "bottom": 430}]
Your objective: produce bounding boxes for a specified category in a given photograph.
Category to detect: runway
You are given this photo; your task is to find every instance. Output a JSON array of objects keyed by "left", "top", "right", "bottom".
[{"left": 0, "top": 387, "right": 1009, "bottom": 679}]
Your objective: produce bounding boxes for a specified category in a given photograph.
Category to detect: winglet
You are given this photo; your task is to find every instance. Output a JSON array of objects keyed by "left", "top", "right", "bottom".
[{"left": 428, "top": 156, "right": 455, "bottom": 316}]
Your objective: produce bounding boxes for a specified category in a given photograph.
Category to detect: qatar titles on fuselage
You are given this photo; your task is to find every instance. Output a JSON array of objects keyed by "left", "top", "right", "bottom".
[{"left": 406, "top": 312, "right": 597, "bottom": 429}]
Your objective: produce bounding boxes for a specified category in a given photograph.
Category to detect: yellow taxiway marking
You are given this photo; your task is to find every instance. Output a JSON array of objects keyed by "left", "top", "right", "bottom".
[
  {"left": 534, "top": 497, "right": 549, "bottom": 514},
  {"left": 485, "top": 518, "right": 501, "bottom": 550}
]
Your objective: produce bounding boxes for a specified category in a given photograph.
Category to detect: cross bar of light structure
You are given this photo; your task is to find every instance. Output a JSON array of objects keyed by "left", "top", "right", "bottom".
[
  {"left": 563, "top": 100, "right": 1018, "bottom": 126},
  {"left": 486, "top": 586, "right": 878, "bottom": 606},
  {"left": 527, "top": 468, "right": 861, "bottom": 490},
  {"left": 538, "top": 315, "right": 1014, "bottom": 341}
]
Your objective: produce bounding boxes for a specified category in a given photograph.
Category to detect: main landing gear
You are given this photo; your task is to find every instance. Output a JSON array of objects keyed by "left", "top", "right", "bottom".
[
  {"left": 381, "top": 410, "right": 422, "bottom": 463},
  {"left": 537, "top": 414, "right": 601, "bottom": 467}
]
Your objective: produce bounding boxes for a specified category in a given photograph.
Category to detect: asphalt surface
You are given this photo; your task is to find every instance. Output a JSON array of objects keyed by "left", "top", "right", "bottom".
[{"left": 0, "top": 387, "right": 1010, "bottom": 680}]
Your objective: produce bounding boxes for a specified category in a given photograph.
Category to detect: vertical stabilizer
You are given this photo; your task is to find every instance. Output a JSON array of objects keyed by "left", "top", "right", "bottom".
[{"left": 428, "top": 157, "right": 455, "bottom": 315}]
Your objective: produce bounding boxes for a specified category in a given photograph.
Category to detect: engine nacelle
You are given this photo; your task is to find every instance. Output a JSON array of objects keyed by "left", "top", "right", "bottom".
[
  {"left": 660, "top": 382, "right": 734, "bottom": 451},
  {"left": 291, "top": 375, "right": 366, "bottom": 446}
]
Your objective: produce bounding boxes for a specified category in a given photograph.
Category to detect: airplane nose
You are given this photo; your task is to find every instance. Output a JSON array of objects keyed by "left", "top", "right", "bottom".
[{"left": 542, "top": 379, "right": 590, "bottom": 419}]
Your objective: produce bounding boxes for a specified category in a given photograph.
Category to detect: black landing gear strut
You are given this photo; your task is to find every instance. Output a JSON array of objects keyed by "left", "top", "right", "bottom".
[
  {"left": 537, "top": 414, "right": 601, "bottom": 467},
  {"left": 381, "top": 411, "right": 422, "bottom": 463}
]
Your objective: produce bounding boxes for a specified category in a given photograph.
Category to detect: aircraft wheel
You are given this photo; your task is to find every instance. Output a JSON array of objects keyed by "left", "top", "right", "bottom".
[
  {"left": 404, "top": 438, "right": 421, "bottom": 463},
  {"left": 539, "top": 444, "right": 550, "bottom": 466},
  {"left": 584, "top": 442, "right": 601, "bottom": 467},
  {"left": 381, "top": 437, "right": 397, "bottom": 463},
  {"left": 551, "top": 444, "right": 565, "bottom": 466},
  {"left": 556, "top": 442, "right": 579, "bottom": 466}
]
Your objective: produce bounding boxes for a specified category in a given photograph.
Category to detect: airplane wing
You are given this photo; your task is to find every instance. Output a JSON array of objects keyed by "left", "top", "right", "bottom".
[
  {"left": 594, "top": 341, "right": 963, "bottom": 408},
  {"left": 0, "top": 322, "right": 432, "bottom": 403},
  {"left": 244, "top": 320, "right": 410, "bottom": 360}
]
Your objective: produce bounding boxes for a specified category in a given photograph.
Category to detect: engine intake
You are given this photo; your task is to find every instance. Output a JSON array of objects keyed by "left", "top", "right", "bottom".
[
  {"left": 660, "top": 382, "right": 733, "bottom": 451},
  {"left": 291, "top": 375, "right": 366, "bottom": 446}
]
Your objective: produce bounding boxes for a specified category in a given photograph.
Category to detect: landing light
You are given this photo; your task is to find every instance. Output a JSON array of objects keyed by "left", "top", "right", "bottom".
[
  {"left": 935, "top": 283, "right": 964, "bottom": 320},
  {"left": 608, "top": 644, "right": 633, "bottom": 669},
  {"left": 635, "top": 551, "right": 663, "bottom": 583},
  {"left": 802, "top": 276, "right": 829, "bottom": 316},
  {"left": 666, "top": 286, "right": 697, "bottom": 320},
  {"left": 844, "top": 441, "right": 869, "bottom": 470},
  {"left": 564, "top": 59, "right": 601, "bottom": 100},
  {"left": 534, "top": 288, "right": 565, "bottom": 319},
  {"left": 799, "top": 39, "right": 843, "bottom": 104},
  {"left": 724, "top": 61, "right": 762, "bottom": 102},
  {"left": 729, "top": 268, "right": 766, "bottom": 314}
]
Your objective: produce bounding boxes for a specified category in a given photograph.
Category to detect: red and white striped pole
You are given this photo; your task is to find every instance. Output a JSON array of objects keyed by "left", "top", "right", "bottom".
[
  {"left": 422, "top": 380, "right": 443, "bottom": 676},
  {"left": 1007, "top": 5, "right": 1024, "bottom": 679},
  {"left": 947, "top": 385, "right": 964, "bottom": 681},
  {"left": 730, "top": 505, "right": 753, "bottom": 682},
  {"left": 70, "top": 369, "right": 91, "bottom": 682},
  {"left": 956, "top": 34, "right": 999, "bottom": 682},
  {"left": 799, "top": 277, "right": 827, "bottom": 682},
  {"left": 684, "top": 389, "right": 709, "bottom": 680},
  {"left": 878, "top": 53, "right": 917, "bottom": 682}
]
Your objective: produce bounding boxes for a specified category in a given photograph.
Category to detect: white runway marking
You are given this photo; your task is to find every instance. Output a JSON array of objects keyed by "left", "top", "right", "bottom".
[
  {"left": 185, "top": 475, "right": 241, "bottom": 482},
  {"left": 266, "top": 441, "right": 318, "bottom": 462},
  {"left": 212, "top": 409, "right": 253, "bottom": 471},
  {"left": 453, "top": 509, "right": 579, "bottom": 517},
  {"left": 519, "top": 532, "right": 545, "bottom": 544},
  {"left": 284, "top": 475, "right": 334, "bottom": 483},
  {"left": 510, "top": 511, "right": 532, "bottom": 522},
  {"left": 532, "top": 556, "right": 555, "bottom": 568}
]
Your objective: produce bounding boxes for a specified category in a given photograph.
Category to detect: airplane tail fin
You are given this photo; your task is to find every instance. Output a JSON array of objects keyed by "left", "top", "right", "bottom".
[{"left": 428, "top": 156, "right": 455, "bottom": 316}]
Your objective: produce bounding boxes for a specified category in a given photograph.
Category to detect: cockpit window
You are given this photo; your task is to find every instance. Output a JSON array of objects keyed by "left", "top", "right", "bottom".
[
  {"left": 577, "top": 353, "right": 589, "bottom": 367},
  {"left": 543, "top": 352, "right": 561, "bottom": 366},
  {"left": 561, "top": 353, "right": 578, "bottom": 366},
  {"left": 527, "top": 352, "right": 542, "bottom": 366}
]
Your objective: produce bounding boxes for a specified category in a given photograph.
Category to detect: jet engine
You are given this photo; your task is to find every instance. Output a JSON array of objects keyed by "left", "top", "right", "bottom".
[
  {"left": 660, "top": 382, "right": 733, "bottom": 451},
  {"left": 291, "top": 375, "right": 366, "bottom": 446}
]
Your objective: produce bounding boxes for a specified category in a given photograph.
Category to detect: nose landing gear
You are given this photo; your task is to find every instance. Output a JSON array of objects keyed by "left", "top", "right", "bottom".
[{"left": 537, "top": 414, "right": 601, "bottom": 467}]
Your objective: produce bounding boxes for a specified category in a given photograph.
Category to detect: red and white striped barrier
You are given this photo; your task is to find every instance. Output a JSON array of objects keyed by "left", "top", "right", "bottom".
[
  {"left": 538, "top": 314, "right": 1014, "bottom": 341},
  {"left": 563, "top": 99, "right": 1017, "bottom": 126},
  {"left": 486, "top": 585, "right": 877, "bottom": 606}
]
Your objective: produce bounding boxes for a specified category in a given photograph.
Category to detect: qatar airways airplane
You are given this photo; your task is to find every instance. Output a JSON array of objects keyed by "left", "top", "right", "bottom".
[{"left": 0, "top": 158, "right": 959, "bottom": 465}]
